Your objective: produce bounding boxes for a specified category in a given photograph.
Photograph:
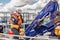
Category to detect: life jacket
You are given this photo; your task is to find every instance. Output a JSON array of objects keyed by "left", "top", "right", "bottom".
[
  {"left": 11, "top": 16, "right": 18, "bottom": 24},
  {"left": 10, "top": 13, "right": 23, "bottom": 29},
  {"left": 18, "top": 15, "right": 23, "bottom": 26}
]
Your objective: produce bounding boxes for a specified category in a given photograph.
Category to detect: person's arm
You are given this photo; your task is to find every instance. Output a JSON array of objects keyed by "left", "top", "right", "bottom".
[
  {"left": 9, "top": 16, "right": 12, "bottom": 24},
  {"left": 18, "top": 16, "right": 23, "bottom": 26}
]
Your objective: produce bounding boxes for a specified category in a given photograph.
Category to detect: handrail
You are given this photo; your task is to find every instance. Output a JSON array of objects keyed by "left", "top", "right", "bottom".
[{"left": 0, "top": 33, "right": 59, "bottom": 40}]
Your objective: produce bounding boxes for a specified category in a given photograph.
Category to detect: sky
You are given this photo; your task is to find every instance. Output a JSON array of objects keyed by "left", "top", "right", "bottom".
[
  {"left": 0, "top": 0, "right": 11, "bottom": 6},
  {"left": 0, "top": 0, "right": 38, "bottom": 7},
  {"left": 0, "top": 0, "right": 60, "bottom": 12},
  {"left": 0, "top": 0, "right": 39, "bottom": 12}
]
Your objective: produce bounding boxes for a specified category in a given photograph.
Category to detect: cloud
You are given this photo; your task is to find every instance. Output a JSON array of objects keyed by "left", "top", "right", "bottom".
[
  {"left": 0, "top": 3, "right": 3, "bottom": 6},
  {"left": 4, "top": 0, "right": 38, "bottom": 9},
  {"left": 0, "top": 0, "right": 21, "bottom": 12},
  {"left": 4, "top": 0, "right": 18, "bottom": 9},
  {"left": 0, "top": 0, "right": 60, "bottom": 12},
  {"left": 20, "top": 0, "right": 50, "bottom": 10}
]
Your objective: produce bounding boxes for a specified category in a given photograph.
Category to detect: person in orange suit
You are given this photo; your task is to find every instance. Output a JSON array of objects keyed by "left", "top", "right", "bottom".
[{"left": 9, "top": 11, "right": 23, "bottom": 35}]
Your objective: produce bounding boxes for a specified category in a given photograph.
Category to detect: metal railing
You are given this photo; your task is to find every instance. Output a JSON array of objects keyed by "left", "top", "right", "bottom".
[{"left": 0, "top": 33, "right": 59, "bottom": 40}]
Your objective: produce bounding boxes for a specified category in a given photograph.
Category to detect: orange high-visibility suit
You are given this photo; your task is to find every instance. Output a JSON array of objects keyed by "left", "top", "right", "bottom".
[{"left": 9, "top": 13, "right": 23, "bottom": 30}]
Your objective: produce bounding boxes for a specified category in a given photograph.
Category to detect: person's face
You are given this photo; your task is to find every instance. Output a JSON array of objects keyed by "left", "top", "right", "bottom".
[{"left": 16, "top": 13, "right": 19, "bottom": 16}]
